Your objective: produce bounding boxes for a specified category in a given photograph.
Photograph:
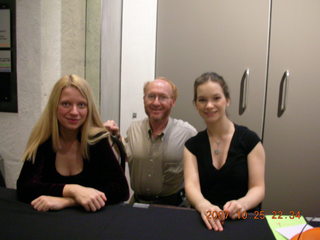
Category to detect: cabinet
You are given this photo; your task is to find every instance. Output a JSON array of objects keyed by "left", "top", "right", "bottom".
[
  {"left": 156, "top": 0, "right": 270, "bottom": 137},
  {"left": 263, "top": 0, "right": 320, "bottom": 216},
  {"left": 156, "top": 0, "right": 320, "bottom": 215}
]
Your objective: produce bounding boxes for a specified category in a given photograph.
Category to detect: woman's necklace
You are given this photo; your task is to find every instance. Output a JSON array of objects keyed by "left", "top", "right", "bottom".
[
  {"left": 213, "top": 138, "right": 222, "bottom": 155},
  {"left": 208, "top": 121, "right": 234, "bottom": 156}
]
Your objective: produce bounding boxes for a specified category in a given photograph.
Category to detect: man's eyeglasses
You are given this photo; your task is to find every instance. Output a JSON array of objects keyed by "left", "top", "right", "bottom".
[{"left": 145, "top": 94, "right": 171, "bottom": 103}]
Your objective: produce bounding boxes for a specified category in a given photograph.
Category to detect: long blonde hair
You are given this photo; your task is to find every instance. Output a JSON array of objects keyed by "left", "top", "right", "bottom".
[{"left": 22, "top": 74, "right": 109, "bottom": 162}]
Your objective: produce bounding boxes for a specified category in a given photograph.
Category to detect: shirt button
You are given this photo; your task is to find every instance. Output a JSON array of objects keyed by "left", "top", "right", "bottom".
[
  {"left": 148, "top": 174, "right": 152, "bottom": 177},
  {"left": 150, "top": 159, "right": 153, "bottom": 162}
]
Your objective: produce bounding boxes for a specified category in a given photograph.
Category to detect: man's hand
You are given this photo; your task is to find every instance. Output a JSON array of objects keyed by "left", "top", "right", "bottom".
[{"left": 103, "top": 120, "right": 120, "bottom": 137}]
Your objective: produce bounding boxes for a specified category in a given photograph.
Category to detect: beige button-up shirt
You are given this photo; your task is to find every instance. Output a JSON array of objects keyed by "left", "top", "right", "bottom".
[{"left": 125, "top": 117, "right": 197, "bottom": 197}]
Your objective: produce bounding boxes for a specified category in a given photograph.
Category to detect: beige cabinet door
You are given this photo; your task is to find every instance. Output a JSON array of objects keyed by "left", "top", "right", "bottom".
[
  {"left": 156, "top": 0, "right": 270, "bottom": 136},
  {"left": 263, "top": 0, "right": 320, "bottom": 216}
]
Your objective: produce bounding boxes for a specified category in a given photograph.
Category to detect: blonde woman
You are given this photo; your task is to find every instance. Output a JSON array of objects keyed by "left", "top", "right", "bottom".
[
  {"left": 17, "top": 74, "right": 129, "bottom": 212},
  {"left": 184, "top": 72, "right": 265, "bottom": 231}
]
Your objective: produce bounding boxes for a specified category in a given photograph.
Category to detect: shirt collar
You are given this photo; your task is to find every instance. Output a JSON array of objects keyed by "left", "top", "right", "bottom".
[{"left": 147, "top": 117, "right": 173, "bottom": 140}]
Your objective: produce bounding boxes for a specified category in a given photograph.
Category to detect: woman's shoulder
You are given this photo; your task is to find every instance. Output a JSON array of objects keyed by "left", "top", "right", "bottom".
[
  {"left": 25, "top": 138, "right": 53, "bottom": 163},
  {"left": 233, "top": 123, "right": 261, "bottom": 152},
  {"left": 37, "top": 138, "right": 53, "bottom": 152},
  {"left": 234, "top": 123, "right": 250, "bottom": 132},
  {"left": 234, "top": 124, "right": 260, "bottom": 140},
  {"left": 185, "top": 129, "right": 207, "bottom": 145}
]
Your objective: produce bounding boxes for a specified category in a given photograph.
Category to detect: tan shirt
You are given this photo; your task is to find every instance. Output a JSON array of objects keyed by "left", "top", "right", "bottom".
[{"left": 125, "top": 117, "right": 197, "bottom": 197}]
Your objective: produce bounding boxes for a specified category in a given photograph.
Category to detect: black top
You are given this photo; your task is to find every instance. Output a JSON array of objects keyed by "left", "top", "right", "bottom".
[
  {"left": 185, "top": 124, "right": 260, "bottom": 210},
  {"left": 17, "top": 137, "right": 129, "bottom": 204}
]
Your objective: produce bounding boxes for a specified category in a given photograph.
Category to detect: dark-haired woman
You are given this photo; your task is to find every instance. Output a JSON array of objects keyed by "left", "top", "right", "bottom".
[{"left": 184, "top": 72, "right": 265, "bottom": 231}]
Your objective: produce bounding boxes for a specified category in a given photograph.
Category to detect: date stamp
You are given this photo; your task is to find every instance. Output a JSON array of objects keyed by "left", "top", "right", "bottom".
[
  {"left": 270, "top": 210, "right": 302, "bottom": 220},
  {"left": 206, "top": 210, "right": 229, "bottom": 220},
  {"left": 206, "top": 210, "right": 302, "bottom": 220}
]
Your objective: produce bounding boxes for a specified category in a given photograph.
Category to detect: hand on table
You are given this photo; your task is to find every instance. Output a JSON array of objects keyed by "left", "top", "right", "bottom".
[
  {"left": 197, "top": 202, "right": 225, "bottom": 231},
  {"left": 70, "top": 185, "right": 107, "bottom": 212},
  {"left": 223, "top": 200, "right": 246, "bottom": 219},
  {"left": 31, "top": 195, "right": 75, "bottom": 212}
]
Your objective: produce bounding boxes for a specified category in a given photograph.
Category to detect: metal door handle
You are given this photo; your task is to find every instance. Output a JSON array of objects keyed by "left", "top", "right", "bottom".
[
  {"left": 277, "top": 70, "right": 289, "bottom": 117},
  {"left": 239, "top": 69, "right": 249, "bottom": 115}
]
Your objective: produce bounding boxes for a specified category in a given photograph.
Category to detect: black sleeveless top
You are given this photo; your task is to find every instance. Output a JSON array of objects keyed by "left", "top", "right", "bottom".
[{"left": 185, "top": 124, "right": 261, "bottom": 210}]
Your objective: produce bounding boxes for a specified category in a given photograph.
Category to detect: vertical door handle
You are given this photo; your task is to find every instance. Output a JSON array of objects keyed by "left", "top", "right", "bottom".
[
  {"left": 277, "top": 70, "right": 289, "bottom": 117},
  {"left": 239, "top": 69, "right": 249, "bottom": 115}
]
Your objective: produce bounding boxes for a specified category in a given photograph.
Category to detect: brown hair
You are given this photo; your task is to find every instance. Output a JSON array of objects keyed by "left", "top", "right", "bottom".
[{"left": 193, "top": 72, "right": 230, "bottom": 102}]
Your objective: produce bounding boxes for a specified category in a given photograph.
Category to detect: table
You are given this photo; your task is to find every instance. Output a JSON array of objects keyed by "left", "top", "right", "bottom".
[{"left": 0, "top": 187, "right": 276, "bottom": 240}]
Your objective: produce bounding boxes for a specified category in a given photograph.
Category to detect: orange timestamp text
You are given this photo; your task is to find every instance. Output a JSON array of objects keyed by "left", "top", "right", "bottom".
[{"left": 206, "top": 210, "right": 302, "bottom": 220}]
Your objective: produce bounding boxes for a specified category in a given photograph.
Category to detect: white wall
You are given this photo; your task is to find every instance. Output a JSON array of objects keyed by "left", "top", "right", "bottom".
[{"left": 119, "top": 0, "right": 157, "bottom": 136}]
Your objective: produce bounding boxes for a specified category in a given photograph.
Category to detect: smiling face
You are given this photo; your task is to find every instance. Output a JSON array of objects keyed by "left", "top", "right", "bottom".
[
  {"left": 143, "top": 79, "right": 176, "bottom": 123},
  {"left": 57, "top": 86, "right": 88, "bottom": 134},
  {"left": 195, "top": 81, "right": 230, "bottom": 124}
]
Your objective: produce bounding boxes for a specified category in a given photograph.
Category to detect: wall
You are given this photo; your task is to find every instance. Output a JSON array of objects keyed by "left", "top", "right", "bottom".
[
  {"left": 0, "top": 0, "right": 86, "bottom": 188},
  {"left": 100, "top": 0, "right": 122, "bottom": 123},
  {"left": 85, "top": 0, "right": 101, "bottom": 107},
  {"left": 61, "top": 0, "right": 86, "bottom": 77},
  {"left": 119, "top": 0, "right": 157, "bottom": 136}
]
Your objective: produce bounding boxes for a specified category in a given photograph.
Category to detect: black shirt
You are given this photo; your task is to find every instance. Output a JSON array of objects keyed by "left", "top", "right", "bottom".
[
  {"left": 17, "top": 137, "right": 129, "bottom": 204},
  {"left": 185, "top": 124, "right": 260, "bottom": 210}
]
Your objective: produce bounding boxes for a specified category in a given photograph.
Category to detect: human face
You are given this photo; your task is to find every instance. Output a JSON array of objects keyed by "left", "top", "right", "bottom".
[
  {"left": 195, "top": 81, "right": 230, "bottom": 124},
  {"left": 144, "top": 79, "right": 175, "bottom": 123},
  {"left": 57, "top": 87, "right": 88, "bottom": 134}
]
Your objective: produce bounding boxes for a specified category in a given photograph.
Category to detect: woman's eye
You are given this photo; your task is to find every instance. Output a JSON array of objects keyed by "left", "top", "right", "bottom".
[
  {"left": 61, "top": 102, "right": 70, "bottom": 107},
  {"left": 78, "top": 103, "right": 87, "bottom": 108}
]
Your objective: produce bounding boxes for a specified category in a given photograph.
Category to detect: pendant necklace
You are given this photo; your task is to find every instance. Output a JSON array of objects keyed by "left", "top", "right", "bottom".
[{"left": 213, "top": 139, "right": 221, "bottom": 155}]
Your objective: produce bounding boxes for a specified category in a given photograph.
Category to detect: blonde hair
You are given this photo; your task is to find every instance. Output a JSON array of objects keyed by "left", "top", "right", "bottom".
[
  {"left": 143, "top": 76, "right": 178, "bottom": 101},
  {"left": 22, "top": 74, "right": 109, "bottom": 162}
]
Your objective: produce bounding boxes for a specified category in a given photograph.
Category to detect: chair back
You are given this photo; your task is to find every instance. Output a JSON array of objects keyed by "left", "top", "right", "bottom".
[
  {"left": 0, "top": 154, "right": 5, "bottom": 187},
  {"left": 109, "top": 136, "right": 126, "bottom": 171}
]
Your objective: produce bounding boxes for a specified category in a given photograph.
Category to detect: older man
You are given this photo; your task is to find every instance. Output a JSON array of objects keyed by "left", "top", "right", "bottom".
[
  {"left": 105, "top": 77, "right": 196, "bottom": 206},
  {"left": 124, "top": 77, "right": 196, "bottom": 206}
]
